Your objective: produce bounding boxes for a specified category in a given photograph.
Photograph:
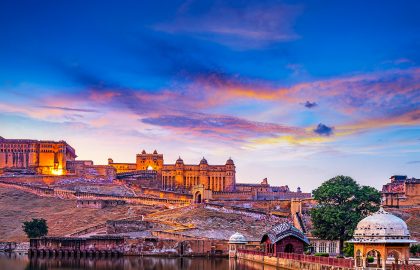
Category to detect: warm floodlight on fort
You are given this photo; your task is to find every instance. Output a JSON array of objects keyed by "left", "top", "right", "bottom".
[{"left": 51, "top": 168, "right": 64, "bottom": 176}]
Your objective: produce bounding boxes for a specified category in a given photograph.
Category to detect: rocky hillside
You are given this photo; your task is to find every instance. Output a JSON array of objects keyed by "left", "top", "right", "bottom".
[{"left": 0, "top": 186, "right": 160, "bottom": 242}]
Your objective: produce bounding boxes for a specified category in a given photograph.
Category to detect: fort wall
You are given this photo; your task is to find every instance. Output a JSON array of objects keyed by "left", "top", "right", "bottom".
[
  {"left": 0, "top": 180, "right": 191, "bottom": 206},
  {"left": 29, "top": 236, "right": 229, "bottom": 257}
]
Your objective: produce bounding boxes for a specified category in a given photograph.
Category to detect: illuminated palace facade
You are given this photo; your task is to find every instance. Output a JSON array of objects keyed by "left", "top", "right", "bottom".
[
  {"left": 0, "top": 137, "right": 77, "bottom": 175},
  {"left": 108, "top": 150, "right": 236, "bottom": 192}
]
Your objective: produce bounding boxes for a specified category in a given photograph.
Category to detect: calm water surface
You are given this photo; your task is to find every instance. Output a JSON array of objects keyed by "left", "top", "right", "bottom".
[{"left": 0, "top": 253, "right": 288, "bottom": 270}]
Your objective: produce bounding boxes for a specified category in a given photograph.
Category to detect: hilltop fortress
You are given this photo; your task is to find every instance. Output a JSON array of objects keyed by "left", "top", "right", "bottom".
[
  {"left": 108, "top": 150, "right": 236, "bottom": 192},
  {"left": 0, "top": 137, "right": 309, "bottom": 201}
]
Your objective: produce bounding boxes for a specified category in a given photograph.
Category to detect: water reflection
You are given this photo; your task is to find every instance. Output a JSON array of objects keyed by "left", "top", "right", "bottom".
[{"left": 0, "top": 253, "right": 288, "bottom": 270}]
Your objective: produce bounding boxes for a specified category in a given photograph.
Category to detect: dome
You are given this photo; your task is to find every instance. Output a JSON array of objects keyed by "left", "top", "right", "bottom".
[
  {"left": 229, "top": 232, "right": 248, "bottom": 244},
  {"left": 153, "top": 150, "right": 158, "bottom": 154},
  {"left": 200, "top": 157, "right": 208, "bottom": 165},
  {"left": 349, "top": 207, "right": 415, "bottom": 244},
  {"left": 226, "top": 158, "right": 234, "bottom": 165},
  {"left": 141, "top": 150, "right": 146, "bottom": 154},
  {"left": 176, "top": 156, "right": 184, "bottom": 164}
]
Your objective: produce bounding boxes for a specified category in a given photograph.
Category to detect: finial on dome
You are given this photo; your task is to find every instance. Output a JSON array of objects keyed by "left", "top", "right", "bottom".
[
  {"left": 200, "top": 157, "right": 208, "bottom": 164},
  {"left": 176, "top": 156, "right": 184, "bottom": 164}
]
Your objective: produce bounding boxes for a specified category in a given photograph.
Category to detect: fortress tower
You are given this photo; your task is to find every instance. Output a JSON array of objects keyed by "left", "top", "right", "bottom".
[{"left": 135, "top": 150, "right": 164, "bottom": 172}]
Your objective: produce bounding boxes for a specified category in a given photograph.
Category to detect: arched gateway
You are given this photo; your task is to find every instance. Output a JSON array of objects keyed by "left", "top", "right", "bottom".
[
  {"left": 191, "top": 184, "right": 212, "bottom": 204},
  {"left": 194, "top": 191, "right": 202, "bottom": 203}
]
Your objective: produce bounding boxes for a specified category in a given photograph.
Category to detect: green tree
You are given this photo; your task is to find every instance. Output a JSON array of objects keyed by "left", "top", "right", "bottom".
[
  {"left": 22, "top": 218, "right": 48, "bottom": 238},
  {"left": 343, "top": 243, "right": 354, "bottom": 257},
  {"left": 310, "top": 175, "right": 381, "bottom": 254}
]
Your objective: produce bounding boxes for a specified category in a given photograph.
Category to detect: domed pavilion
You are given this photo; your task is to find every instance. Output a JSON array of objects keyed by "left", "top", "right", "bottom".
[
  {"left": 228, "top": 232, "right": 248, "bottom": 258},
  {"left": 348, "top": 206, "right": 416, "bottom": 269}
]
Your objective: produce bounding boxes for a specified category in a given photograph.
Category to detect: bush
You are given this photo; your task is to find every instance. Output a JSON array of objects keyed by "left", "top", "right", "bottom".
[
  {"left": 343, "top": 243, "right": 354, "bottom": 257},
  {"left": 304, "top": 250, "right": 312, "bottom": 255},
  {"left": 367, "top": 256, "right": 374, "bottom": 263},
  {"left": 336, "top": 255, "right": 344, "bottom": 258},
  {"left": 410, "top": 244, "right": 420, "bottom": 255},
  {"left": 314, "top": 253, "right": 329, "bottom": 257}
]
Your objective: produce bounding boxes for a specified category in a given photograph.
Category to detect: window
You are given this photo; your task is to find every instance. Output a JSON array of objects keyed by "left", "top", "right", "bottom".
[
  {"left": 319, "top": 242, "right": 327, "bottom": 253},
  {"left": 329, "top": 242, "right": 337, "bottom": 254}
]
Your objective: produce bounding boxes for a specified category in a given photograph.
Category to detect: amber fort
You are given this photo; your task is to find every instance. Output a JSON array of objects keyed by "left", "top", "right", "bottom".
[{"left": 0, "top": 136, "right": 418, "bottom": 269}]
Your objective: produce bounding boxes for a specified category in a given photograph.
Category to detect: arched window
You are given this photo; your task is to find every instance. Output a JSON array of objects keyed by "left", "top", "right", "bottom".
[
  {"left": 356, "top": 250, "right": 362, "bottom": 267},
  {"left": 285, "top": 244, "right": 294, "bottom": 253}
]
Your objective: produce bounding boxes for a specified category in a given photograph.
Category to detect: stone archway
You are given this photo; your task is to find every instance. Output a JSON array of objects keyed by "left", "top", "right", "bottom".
[
  {"left": 194, "top": 191, "right": 202, "bottom": 203},
  {"left": 366, "top": 249, "right": 382, "bottom": 268},
  {"left": 387, "top": 249, "right": 401, "bottom": 265},
  {"left": 191, "top": 184, "right": 212, "bottom": 204},
  {"left": 284, "top": 243, "right": 294, "bottom": 253}
]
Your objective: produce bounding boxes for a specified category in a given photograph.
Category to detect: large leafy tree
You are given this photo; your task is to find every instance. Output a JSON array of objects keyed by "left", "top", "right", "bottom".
[
  {"left": 310, "top": 175, "right": 381, "bottom": 253},
  {"left": 22, "top": 218, "right": 48, "bottom": 239}
]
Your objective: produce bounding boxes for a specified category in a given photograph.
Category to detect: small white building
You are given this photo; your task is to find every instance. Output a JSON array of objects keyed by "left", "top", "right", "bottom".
[
  {"left": 309, "top": 238, "right": 340, "bottom": 255},
  {"left": 228, "top": 232, "right": 248, "bottom": 258}
]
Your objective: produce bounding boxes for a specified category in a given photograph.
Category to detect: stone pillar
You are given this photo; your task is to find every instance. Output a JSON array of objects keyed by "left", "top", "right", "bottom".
[{"left": 381, "top": 254, "right": 386, "bottom": 270}]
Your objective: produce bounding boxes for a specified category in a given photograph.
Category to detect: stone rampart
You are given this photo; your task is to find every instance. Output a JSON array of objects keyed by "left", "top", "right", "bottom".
[{"left": 0, "top": 180, "right": 191, "bottom": 206}]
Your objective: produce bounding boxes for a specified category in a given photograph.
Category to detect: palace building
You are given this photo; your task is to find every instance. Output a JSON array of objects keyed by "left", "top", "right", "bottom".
[
  {"left": 0, "top": 137, "right": 77, "bottom": 175},
  {"left": 381, "top": 175, "right": 420, "bottom": 207},
  {"left": 108, "top": 150, "right": 236, "bottom": 192}
]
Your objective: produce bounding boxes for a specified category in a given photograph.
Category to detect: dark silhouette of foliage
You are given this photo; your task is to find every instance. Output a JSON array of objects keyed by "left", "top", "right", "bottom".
[{"left": 22, "top": 218, "right": 48, "bottom": 239}]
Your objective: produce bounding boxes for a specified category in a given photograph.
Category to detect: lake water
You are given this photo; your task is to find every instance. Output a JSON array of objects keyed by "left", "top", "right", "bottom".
[{"left": 0, "top": 253, "right": 288, "bottom": 270}]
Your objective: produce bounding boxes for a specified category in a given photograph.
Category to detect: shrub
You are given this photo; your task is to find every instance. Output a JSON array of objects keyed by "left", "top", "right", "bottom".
[
  {"left": 314, "top": 252, "right": 329, "bottom": 257},
  {"left": 367, "top": 256, "right": 374, "bottom": 263},
  {"left": 410, "top": 244, "right": 419, "bottom": 256},
  {"left": 343, "top": 243, "right": 354, "bottom": 257}
]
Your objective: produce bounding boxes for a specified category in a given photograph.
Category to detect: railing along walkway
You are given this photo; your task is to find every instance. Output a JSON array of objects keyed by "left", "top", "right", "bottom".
[{"left": 238, "top": 249, "right": 354, "bottom": 268}]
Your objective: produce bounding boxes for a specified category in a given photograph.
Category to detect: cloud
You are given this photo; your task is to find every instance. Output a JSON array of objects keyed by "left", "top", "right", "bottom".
[
  {"left": 303, "top": 101, "right": 317, "bottom": 108},
  {"left": 337, "top": 110, "right": 420, "bottom": 136},
  {"left": 313, "top": 123, "right": 334, "bottom": 136},
  {"left": 406, "top": 160, "right": 420, "bottom": 164},
  {"left": 141, "top": 113, "right": 306, "bottom": 142},
  {"left": 38, "top": 106, "right": 98, "bottom": 113},
  {"left": 3, "top": 59, "right": 419, "bottom": 148},
  {"left": 154, "top": 1, "right": 302, "bottom": 48}
]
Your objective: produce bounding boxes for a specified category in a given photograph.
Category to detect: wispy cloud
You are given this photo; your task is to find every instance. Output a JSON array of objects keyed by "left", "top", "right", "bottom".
[
  {"left": 38, "top": 106, "right": 98, "bottom": 113},
  {"left": 2, "top": 61, "right": 419, "bottom": 148},
  {"left": 141, "top": 113, "right": 306, "bottom": 142},
  {"left": 406, "top": 160, "right": 420, "bottom": 164},
  {"left": 154, "top": 1, "right": 302, "bottom": 48}
]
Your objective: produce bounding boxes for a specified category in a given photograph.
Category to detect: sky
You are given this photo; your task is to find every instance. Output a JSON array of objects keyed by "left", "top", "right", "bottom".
[{"left": 0, "top": 0, "right": 419, "bottom": 192}]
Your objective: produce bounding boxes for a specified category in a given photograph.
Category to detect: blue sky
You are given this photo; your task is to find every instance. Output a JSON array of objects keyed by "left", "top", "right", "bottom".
[{"left": 1, "top": 0, "right": 419, "bottom": 191}]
